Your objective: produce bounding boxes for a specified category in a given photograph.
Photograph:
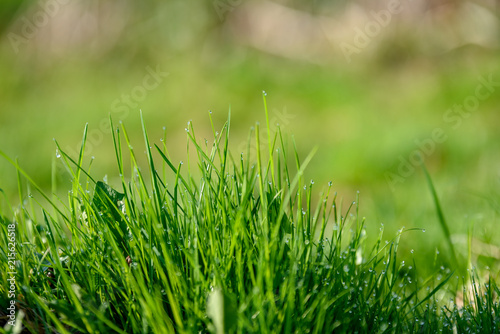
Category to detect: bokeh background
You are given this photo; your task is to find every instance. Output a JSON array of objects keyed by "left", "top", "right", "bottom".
[{"left": 1, "top": 0, "right": 499, "bottom": 274}]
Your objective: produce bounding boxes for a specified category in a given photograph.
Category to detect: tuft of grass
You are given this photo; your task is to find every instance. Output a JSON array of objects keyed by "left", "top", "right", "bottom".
[{"left": 0, "top": 100, "right": 498, "bottom": 333}]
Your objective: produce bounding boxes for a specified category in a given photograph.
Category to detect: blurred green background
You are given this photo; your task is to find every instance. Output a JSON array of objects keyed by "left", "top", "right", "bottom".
[{"left": 0, "top": 0, "right": 499, "bottom": 273}]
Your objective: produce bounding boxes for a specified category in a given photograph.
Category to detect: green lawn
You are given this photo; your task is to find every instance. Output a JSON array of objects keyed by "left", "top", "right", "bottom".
[
  {"left": 0, "top": 111, "right": 498, "bottom": 332},
  {"left": 0, "top": 5, "right": 499, "bottom": 329},
  {"left": 1, "top": 49, "right": 499, "bottom": 273}
]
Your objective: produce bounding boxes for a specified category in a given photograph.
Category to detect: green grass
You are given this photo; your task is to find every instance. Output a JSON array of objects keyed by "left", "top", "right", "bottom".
[
  {"left": 1, "top": 52, "right": 500, "bottom": 267},
  {"left": 0, "top": 101, "right": 499, "bottom": 333}
]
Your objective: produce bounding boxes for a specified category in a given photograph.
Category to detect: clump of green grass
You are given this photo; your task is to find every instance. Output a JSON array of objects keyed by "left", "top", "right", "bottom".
[{"left": 0, "top": 99, "right": 499, "bottom": 333}]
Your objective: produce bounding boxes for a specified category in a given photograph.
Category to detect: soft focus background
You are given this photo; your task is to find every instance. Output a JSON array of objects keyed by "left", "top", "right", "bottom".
[{"left": 0, "top": 0, "right": 499, "bottom": 274}]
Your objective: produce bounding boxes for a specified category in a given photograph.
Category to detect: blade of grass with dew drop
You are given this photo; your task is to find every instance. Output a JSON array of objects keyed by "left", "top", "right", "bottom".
[
  {"left": 262, "top": 91, "right": 275, "bottom": 186},
  {"left": 57, "top": 123, "right": 89, "bottom": 223},
  {"left": 118, "top": 121, "right": 150, "bottom": 205},
  {"left": 140, "top": 111, "right": 162, "bottom": 219},
  {"left": 254, "top": 121, "right": 273, "bottom": 304},
  {"left": 0, "top": 150, "right": 70, "bottom": 224},
  {"left": 407, "top": 270, "right": 455, "bottom": 316},
  {"left": 54, "top": 141, "right": 97, "bottom": 188},
  {"left": 154, "top": 144, "right": 195, "bottom": 201},
  {"left": 271, "top": 146, "right": 317, "bottom": 251}
]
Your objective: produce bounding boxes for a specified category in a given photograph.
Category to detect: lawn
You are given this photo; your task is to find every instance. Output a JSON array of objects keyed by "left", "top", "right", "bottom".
[
  {"left": 1, "top": 110, "right": 499, "bottom": 332},
  {"left": 1, "top": 1, "right": 499, "bottom": 332}
]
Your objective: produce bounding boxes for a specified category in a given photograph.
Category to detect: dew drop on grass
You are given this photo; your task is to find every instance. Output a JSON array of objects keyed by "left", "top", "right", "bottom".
[
  {"left": 328, "top": 181, "right": 332, "bottom": 186},
  {"left": 422, "top": 229, "right": 426, "bottom": 232},
  {"left": 263, "top": 90, "right": 267, "bottom": 96},
  {"left": 103, "top": 175, "right": 108, "bottom": 183},
  {"left": 55, "top": 149, "right": 61, "bottom": 158}
]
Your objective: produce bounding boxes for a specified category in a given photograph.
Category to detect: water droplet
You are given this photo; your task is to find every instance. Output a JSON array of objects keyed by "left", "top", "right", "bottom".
[
  {"left": 55, "top": 149, "right": 61, "bottom": 158},
  {"left": 310, "top": 180, "right": 314, "bottom": 185},
  {"left": 263, "top": 91, "right": 267, "bottom": 96},
  {"left": 103, "top": 175, "right": 108, "bottom": 183},
  {"left": 328, "top": 181, "right": 332, "bottom": 186},
  {"left": 422, "top": 229, "right": 426, "bottom": 233}
]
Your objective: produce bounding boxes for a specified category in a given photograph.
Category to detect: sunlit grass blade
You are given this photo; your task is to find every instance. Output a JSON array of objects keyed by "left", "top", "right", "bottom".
[{"left": 422, "top": 164, "right": 458, "bottom": 267}]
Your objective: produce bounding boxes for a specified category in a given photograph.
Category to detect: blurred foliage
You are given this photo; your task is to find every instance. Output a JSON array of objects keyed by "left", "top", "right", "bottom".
[{"left": 0, "top": 0, "right": 30, "bottom": 33}]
